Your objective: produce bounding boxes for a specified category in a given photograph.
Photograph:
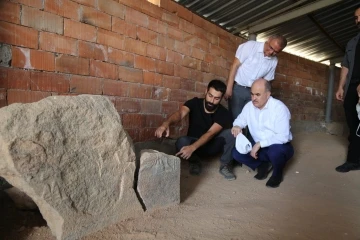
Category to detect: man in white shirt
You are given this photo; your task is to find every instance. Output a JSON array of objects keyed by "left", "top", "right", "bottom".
[
  {"left": 231, "top": 79, "right": 294, "bottom": 188},
  {"left": 225, "top": 35, "right": 287, "bottom": 120}
]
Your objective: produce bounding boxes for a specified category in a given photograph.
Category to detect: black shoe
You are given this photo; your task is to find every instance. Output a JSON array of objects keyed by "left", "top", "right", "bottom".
[
  {"left": 254, "top": 162, "right": 273, "bottom": 180},
  {"left": 335, "top": 162, "right": 360, "bottom": 173},
  {"left": 189, "top": 161, "right": 201, "bottom": 175},
  {"left": 266, "top": 175, "right": 282, "bottom": 188}
]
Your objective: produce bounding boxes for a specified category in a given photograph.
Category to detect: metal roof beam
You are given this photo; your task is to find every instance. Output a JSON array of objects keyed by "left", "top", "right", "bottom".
[
  {"left": 308, "top": 14, "right": 345, "bottom": 52},
  {"left": 233, "top": 0, "right": 309, "bottom": 33},
  {"left": 248, "top": 0, "right": 343, "bottom": 34},
  {"left": 220, "top": 0, "right": 273, "bottom": 27},
  {"left": 185, "top": 0, "right": 201, "bottom": 8},
  {"left": 323, "top": 56, "right": 344, "bottom": 64},
  {"left": 196, "top": 0, "right": 218, "bottom": 13},
  {"left": 212, "top": 0, "right": 254, "bottom": 23}
]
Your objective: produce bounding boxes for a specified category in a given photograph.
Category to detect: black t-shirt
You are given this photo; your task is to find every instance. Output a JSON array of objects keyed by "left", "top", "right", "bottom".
[
  {"left": 351, "top": 37, "right": 360, "bottom": 80},
  {"left": 184, "top": 97, "right": 232, "bottom": 139}
]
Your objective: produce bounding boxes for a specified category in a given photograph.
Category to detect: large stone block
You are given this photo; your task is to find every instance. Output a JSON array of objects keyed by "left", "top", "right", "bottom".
[
  {"left": 0, "top": 95, "right": 143, "bottom": 240},
  {"left": 137, "top": 150, "right": 180, "bottom": 211}
]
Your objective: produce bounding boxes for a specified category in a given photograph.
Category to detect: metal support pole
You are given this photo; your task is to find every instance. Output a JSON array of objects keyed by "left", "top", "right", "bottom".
[
  {"left": 325, "top": 63, "right": 335, "bottom": 123},
  {"left": 249, "top": 33, "right": 257, "bottom": 41}
]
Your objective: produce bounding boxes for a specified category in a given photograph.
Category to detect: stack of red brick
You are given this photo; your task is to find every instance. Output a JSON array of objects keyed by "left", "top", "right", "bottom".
[{"left": 0, "top": 0, "right": 343, "bottom": 142}]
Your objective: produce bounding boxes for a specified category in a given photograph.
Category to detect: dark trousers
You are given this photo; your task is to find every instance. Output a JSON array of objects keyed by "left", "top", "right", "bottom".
[
  {"left": 232, "top": 140, "right": 294, "bottom": 177},
  {"left": 229, "top": 84, "right": 252, "bottom": 140},
  {"left": 343, "top": 82, "right": 360, "bottom": 163},
  {"left": 229, "top": 84, "right": 251, "bottom": 120},
  {"left": 175, "top": 129, "right": 235, "bottom": 165}
]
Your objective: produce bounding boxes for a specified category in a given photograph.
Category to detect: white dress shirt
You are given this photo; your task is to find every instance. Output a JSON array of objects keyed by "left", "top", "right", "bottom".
[
  {"left": 233, "top": 96, "right": 292, "bottom": 148},
  {"left": 234, "top": 41, "right": 278, "bottom": 87}
]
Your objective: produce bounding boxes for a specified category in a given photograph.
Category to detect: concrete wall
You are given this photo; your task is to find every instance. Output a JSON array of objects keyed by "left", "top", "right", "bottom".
[{"left": 0, "top": 0, "right": 344, "bottom": 141}]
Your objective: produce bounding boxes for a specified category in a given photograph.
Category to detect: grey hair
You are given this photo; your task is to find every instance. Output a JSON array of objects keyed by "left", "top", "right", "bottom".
[
  {"left": 265, "top": 80, "right": 272, "bottom": 92},
  {"left": 269, "top": 35, "right": 287, "bottom": 49}
]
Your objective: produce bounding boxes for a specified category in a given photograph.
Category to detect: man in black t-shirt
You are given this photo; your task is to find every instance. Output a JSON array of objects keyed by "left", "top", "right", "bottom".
[
  {"left": 155, "top": 80, "right": 236, "bottom": 180},
  {"left": 335, "top": 7, "right": 360, "bottom": 172}
]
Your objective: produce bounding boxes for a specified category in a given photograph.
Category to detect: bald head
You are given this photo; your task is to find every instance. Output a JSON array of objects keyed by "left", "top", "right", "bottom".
[
  {"left": 251, "top": 79, "right": 271, "bottom": 109},
  {"left": 252, "top": 79, "right": 271, "bottom": 92}
]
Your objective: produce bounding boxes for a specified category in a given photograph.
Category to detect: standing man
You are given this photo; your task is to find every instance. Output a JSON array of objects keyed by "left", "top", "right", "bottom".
[
  {"left": 225, "top": 35, "right": 287, "bottom": 120},
  {"left": 231, "top": 79, "right": 294, "bottom": 188},
  {"left": 335, "top": 7, "right": 360, "bottom": 173},
  {"left": 155, "top": 80, "right": 236, "bottom": 180}
]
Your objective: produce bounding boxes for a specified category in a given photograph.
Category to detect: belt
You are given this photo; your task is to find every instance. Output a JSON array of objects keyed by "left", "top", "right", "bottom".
[{"left": 235, "top": 82, "right": 250, "bottom": 88}]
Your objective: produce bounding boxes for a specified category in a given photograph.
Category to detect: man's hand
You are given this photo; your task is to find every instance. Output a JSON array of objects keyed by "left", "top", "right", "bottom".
[
  {"left": 231, "top": 126, "right": 242, "bottom": 137},
  {"left": 175, "top": 145, "right": 196, "bottom": 160},
  {"left": 250, "top": 142, "right": 261, "bottom": 159},
  {"left": 224, "top": 87, "right": 232, "bottom": 101},
  {"left": 155, "top": 125, "right": 169, "bottom": 138},
  {"left": 336, "top": 88, "right": 344, "bottom": 101}
]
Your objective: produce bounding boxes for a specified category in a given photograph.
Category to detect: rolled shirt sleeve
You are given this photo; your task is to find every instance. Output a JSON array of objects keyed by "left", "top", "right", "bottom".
[
  {"left": 233, "top": 102, "right": 250, "bottom": 128},
  {"left": 342, "top": 40, "right": 352, "bottom": 68}
]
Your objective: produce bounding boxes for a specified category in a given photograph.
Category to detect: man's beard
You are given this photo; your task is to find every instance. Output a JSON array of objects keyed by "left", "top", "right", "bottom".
[{"left": 204, "top": 101, "right": 218, "bottom": 112}]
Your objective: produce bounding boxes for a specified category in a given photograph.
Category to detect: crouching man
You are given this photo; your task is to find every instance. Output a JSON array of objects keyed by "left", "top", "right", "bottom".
[
  {"left": 231, "top": 78, "right": 294, "bottom": 187},
  {"left": 155, "top": 80, "right": 236, "bottom": 180}
]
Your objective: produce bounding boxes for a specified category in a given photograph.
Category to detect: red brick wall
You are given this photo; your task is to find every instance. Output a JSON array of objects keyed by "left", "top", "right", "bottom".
[
  {"left": 273, "top": 53, "right": 343, "bottom": 123},
  {"left": 0, "top": 0, "right": 344, "bottom": 142}
]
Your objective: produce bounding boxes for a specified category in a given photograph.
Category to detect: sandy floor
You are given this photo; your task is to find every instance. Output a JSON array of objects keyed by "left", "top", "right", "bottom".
[{"left": 1, "top": 132, "right": 360, "bottom": 240}]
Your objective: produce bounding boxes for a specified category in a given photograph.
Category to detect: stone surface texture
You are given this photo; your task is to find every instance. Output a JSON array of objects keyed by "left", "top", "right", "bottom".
[
  {"left": 0, "top": 95, "right": 143, "bottom": 240},
  {"left": 0, "top": 43, "right": 12, "bottom": 67},
  {"left": 137, "top": 150, "right": 180, "bottom": 211}
]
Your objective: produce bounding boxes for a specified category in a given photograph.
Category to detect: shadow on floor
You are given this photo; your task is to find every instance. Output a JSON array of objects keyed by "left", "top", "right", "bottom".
[{"left": 0, "top": 191, "right": 47, "bottom": 240}]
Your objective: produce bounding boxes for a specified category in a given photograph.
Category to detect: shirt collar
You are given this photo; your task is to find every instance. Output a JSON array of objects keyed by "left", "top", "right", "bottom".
[
  {"left": 257, "top": 42, "right": 264, "bottom": 53},
  {"left": 258, "top": 42, "right": 273, "bottom": 60}
]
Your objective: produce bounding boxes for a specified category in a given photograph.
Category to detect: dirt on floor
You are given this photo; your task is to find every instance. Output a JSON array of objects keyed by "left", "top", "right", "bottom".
[{"left": 1, "top": 132, "right": 360, "bottom": 240}]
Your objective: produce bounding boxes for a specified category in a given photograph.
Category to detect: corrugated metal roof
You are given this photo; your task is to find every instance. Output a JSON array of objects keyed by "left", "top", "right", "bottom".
[{"left": 174, "top": 0, "right": 359, "bottom": 64}]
